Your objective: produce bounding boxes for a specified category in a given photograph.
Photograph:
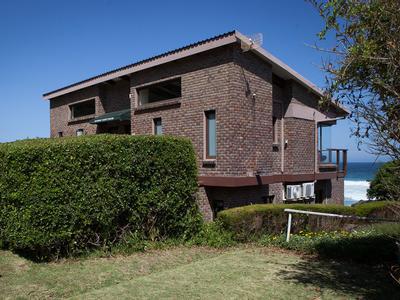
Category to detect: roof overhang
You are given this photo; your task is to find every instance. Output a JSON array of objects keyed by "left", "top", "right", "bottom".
[
  {"left": 43, "top": 31, "right": 237, "bottom": 99},
  {"left": 235, "top": 32, "right": 349, "bottom": 116},
  {"left": 43, "top": 30, "right": 349, "bottom": 116}
]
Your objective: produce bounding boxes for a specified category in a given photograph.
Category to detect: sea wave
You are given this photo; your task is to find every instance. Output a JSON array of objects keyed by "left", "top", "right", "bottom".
[{"left": 344, "top": 180, "right": 370, "bottom": 201}]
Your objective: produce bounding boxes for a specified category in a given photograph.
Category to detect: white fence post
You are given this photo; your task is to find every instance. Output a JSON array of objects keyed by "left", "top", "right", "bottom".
[{"left": 286, "top": 213, "right": 292, "bottom": 242}]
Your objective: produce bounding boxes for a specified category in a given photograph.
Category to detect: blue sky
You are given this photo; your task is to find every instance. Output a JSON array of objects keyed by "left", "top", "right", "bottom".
[{"left": 0, "top": 0, "right": 383, "bottom": 162}]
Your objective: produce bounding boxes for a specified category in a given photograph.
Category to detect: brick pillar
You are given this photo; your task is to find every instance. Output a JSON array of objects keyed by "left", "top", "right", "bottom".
[
  {"left": 196, "top": 187, "right": 214, "bottom": 222},
  {"left": 269, "top": 183, "right": 284, "bottom": 203},
  {"left": 330, "top": 177, "right": 344, "bottom": 205}
]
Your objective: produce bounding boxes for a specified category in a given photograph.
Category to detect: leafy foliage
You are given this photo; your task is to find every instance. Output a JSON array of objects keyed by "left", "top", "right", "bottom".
[
  {"left": 309, "top": 0, "right": 400, "bottom": 160},
  {"left": 186, "top": 221, "right": 236, "bottom": 248},
  {"left": 0, "top": 135, "right": 202, "bottom": 259},
  {"left": 217, "top": 202, "right": 396, "bottom": 240},
  {"left": 260, "top": 223, "right": 400, "bottom": 263},
  {"left": 368, "top": 160, "right": 400, "bottom": 200}
]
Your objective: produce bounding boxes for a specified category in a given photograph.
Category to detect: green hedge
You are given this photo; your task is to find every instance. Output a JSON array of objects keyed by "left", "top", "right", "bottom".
[
  {"left": 0, "top": 135, "right": 202, "bottom": 258},
  {"left": 217, "top": 202, "right": 397, "bottom": 241},
  {"left": 260, "top": 223, "right": 400, "bottom": 263}
]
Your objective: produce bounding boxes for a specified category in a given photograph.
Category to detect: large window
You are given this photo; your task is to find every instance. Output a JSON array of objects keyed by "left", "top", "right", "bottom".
[
  {"left": 138, "top": 78, "right": 181, "bottom": 106},
  {"left": 153, "top": 118, "right": 163, "bottom": 135},
  {"left": 70, "top": 99, "right": 95, "bottom": 119},
  {"left": 205, "top": 110, "right": 216, "bottom": 159}
]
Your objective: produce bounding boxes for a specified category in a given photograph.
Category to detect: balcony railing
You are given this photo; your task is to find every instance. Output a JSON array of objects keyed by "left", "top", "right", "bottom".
[{"left": 318, "top": 148, "right": 347, "bottom": 173}]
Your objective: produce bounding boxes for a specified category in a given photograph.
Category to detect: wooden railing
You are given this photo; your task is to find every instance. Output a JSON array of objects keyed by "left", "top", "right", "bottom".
[{"left": 318, "top": 148, "right": 347, "bottom": 174}]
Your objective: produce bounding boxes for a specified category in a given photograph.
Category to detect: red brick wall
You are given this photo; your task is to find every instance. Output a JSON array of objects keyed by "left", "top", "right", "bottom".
[
  {"left": 130, "top": 45, "right": 276, "bottom": 177},
  {"left": 50, "top": 86, "right": 99, "bottom": 137},
  {"left": 98, "top": 80, "right": 130, "bottom": 114},
  {"left": 50, "top": 80, "right": 131, "bottom": 137},
  {"left": 284, "top": 118, "right": 316, "bottom": 174},
  {"left": 330, "top": 177, "right": 345, "bottom": 205},
  {"left": 269, "top": 183, "right": 284, "bottom": 203},
  {"left": 228, "top": 48, "right": 274, "bottom": 176}
]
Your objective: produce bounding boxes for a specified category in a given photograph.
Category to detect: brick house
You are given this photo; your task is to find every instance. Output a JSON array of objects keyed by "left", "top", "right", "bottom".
[{"left": 43, "top": 31, "right": 348, "bottom": 220}]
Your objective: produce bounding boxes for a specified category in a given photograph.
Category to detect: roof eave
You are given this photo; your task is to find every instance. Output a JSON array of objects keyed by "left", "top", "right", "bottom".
[
  {"left": 43, "top": 31, "right": 238, "bottom": 100},
  {"left": 42, "top": 30, "right": 350, "bottom": 116},
  {"left": 235, "top": 31, "right": 349, "bottom": 116}
]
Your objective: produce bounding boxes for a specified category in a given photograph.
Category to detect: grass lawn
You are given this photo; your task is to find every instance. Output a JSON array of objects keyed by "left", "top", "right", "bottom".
[{"left": 0, "top": 246, "right": 398, "bottom": 299}]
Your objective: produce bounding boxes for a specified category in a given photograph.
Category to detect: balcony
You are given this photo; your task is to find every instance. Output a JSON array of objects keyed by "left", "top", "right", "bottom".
[{"left": 318, "top": 148, "right": 347, "bottom": 174}]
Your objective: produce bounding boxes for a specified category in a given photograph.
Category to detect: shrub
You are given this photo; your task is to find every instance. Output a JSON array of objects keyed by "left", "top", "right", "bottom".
[
  {"left": 186, "top": 221, "right": 236, "bottom": 248},
  {"left": 353, "top": 200, "right": 399, "bottom": 219},
  {"left": 260, "top": 223, "right": 400, "bottom": 263},
  {"left": 0, "top": 135, "right": 202, "bottom": 259},
  {"left": 368, "top": 160, "right": 400, "bottom": 201},
  {"left": 217, "top": 202, "right": 396, "bottom": 241}
]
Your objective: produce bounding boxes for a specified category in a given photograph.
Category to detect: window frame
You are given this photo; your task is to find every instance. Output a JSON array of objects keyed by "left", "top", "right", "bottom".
[
  {"left": 136, "top": 78, "right": 182, "bottom": 107},
  {"left": 153, "top": 117, "right": 163, "bottom": 135},
  {"left": 69, "top": 98, "right": 96, "bottom": 120},
  {"left": 204, "top": 110, "right": 216, "bottom": 160}
]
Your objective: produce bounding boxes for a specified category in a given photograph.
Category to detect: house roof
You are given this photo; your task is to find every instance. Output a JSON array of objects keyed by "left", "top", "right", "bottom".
[{"left": 42, "top": 30, "right": 349, "bottom": 115}]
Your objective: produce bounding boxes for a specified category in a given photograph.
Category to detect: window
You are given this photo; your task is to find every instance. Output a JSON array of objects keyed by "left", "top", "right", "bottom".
[
  {"left": 138, "top": 78, "right": 181, "bottom": 106},
  {"left": 205, "top": 110, "right": 216, "bottom": 159},
  {"left": 153, "top": 118, "right": 163, "bottom": 135},
  {"left": 70, "top": 99, "right": 95, "bottom": 119},
  {"left": 57, "top": 131, "right": 63, "bottom": 137},
  {"left": 76, "top": 129, "right": 84, "bottom": 136},
  {"left": 272, "top": 117, "right": 278, "bottom": 144},
  {"left": 318, "top": 124, "right": 332, "bottom": 151}
]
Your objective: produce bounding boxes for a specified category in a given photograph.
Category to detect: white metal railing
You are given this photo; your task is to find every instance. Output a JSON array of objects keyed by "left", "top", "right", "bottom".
[{"left": 284, "top": 209, "right": 369, "bottom": 242}]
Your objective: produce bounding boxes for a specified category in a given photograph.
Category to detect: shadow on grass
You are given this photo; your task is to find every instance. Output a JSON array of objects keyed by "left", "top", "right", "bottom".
[
  {"left": 275, "top": 234, "right": 400, "bottom": 299},
  {"left": 278, "top": 236, "right": 400, "bottom": 299},
  {"left": 276, "top": 255, "right": 400, "bottom": 299},
  {"left": 313, "top": 235, "right": 398, "bottom": 264}
]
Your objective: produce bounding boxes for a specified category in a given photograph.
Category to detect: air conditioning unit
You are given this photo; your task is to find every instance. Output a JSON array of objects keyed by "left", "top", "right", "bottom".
[
  {"left": 286, "top": 185, "right": 302, "bottom": 200},
  {"left": 302, "top": 182, "right": 315, "bottom": 198}
]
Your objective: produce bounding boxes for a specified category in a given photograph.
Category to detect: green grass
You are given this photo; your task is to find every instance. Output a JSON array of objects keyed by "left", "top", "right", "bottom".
[{"left": 1, "top": 246, "right": 399, "bottom": 299}]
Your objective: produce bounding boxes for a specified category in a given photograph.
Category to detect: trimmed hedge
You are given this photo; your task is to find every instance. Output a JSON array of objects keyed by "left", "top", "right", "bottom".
[
  {"left": 0, "top": 135, "right": 202, "bottom": 258},
  {"left": 217, "top": 202, "right": 397, "bottom": 241}
]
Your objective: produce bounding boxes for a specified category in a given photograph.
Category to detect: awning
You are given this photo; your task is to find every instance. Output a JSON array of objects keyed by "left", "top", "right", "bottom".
[{"left": 90, "top": 109, "right": 131, "bottom": 124}]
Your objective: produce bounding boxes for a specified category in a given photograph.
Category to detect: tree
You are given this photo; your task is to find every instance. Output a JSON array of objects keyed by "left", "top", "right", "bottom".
[
  {"left": 368, "top": 160, "right": 400, "bottom": 201},
  {"left": 308, "top": 0, "right": 400, "bottom": 161}
]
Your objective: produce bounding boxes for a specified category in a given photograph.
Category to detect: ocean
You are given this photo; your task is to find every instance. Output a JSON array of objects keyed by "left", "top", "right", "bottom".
[{"left": 344, "top": 162, "right": 384, "bottom": 206}]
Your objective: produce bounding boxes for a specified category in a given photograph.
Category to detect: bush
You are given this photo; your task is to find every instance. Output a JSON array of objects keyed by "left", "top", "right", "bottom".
[
  {"left": 368, "top": 160, "right": 400, "bottom": 201},
  {"left": 186, "top": 221, "right": 236, "bottom": 248},
  {"left": 260, "top": 223, "right": 400, "bottom": 263},
  {"left": 217, "top": 202, "right": 396, "bottom": 241},
  {"left": 0, "top": 135, "right": 202, "bottom": 259}
]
